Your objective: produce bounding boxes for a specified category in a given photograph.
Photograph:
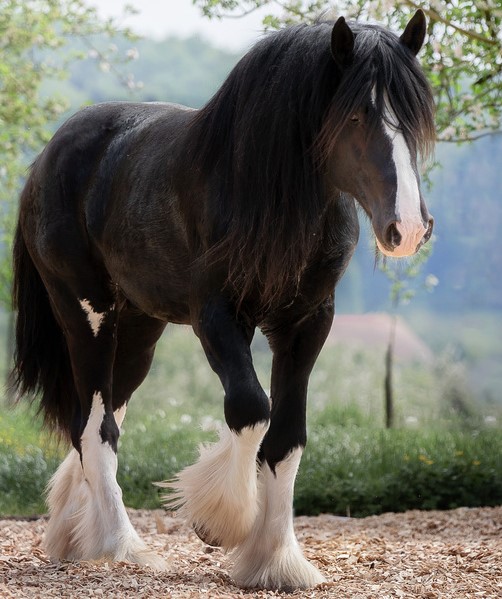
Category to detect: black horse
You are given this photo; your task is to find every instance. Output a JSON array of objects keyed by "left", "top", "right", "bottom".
[{"left": 11, "top": 11, "right": 435, "bottom": 590}]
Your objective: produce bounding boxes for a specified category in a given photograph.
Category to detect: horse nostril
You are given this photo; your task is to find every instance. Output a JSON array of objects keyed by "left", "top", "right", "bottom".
[
  {"left": 423, "top": 217, "right": 434, "bottom": 242},
  {"left": 384, "top": 222, "right": 402, "bottom": 249}
]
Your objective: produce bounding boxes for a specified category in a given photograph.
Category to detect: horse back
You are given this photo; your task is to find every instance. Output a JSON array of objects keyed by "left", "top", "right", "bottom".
[{"left": 19, "top": 102, "right": 195, "bottom": 321}]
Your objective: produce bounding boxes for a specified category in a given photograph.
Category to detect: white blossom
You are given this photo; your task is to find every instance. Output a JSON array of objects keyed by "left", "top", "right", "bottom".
[{"left": 126, "top": 47, "right": 139, "bottom": 60}]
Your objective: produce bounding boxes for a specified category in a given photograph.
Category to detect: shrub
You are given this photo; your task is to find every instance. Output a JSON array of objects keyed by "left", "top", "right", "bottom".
[{"left": 295, "top": 425, "right": 502, "bottom": 517}]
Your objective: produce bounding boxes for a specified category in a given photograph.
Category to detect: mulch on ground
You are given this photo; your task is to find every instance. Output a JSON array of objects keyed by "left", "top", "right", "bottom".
[{"left": 1, "top": 506, "right": 501, "bottom": 598}]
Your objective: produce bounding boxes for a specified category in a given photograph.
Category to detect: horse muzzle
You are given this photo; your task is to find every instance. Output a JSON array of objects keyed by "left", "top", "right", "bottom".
[{"left": 376, "top": 216, "right": 434, "bottom": 257}]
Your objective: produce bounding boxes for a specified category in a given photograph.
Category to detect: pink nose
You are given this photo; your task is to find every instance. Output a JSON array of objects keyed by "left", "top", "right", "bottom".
[{"left": 381, "top": 217, "right": 433, "bottom": 256}]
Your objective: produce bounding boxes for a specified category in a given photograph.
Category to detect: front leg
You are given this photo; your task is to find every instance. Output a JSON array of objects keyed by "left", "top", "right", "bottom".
[
  {"left": 232, "top": 299, "right": 334, "bottom": 591},
  {"left": 162, "top": 296, "right": 270, "bottom": 548}
]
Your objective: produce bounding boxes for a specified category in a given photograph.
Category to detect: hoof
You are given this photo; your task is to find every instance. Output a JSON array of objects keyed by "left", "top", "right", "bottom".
[
  {"left": 232, "top": 545, "right": 326, "bottom": 591},
  {"left": 123, "top": 548, "right": 168, "bottom": 571},
  {"left": 193, "top": 524, "right": 222, "bottom": 548}
]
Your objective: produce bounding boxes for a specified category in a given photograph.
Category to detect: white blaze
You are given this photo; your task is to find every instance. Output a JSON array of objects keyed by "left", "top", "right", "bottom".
[{"left": 374, "top": 91, "right": 427, "bottom": 257}]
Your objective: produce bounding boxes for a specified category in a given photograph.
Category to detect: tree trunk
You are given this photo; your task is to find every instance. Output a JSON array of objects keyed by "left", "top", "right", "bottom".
[{"left": 384, "top": 314, "right": 397, "bottom": 429}]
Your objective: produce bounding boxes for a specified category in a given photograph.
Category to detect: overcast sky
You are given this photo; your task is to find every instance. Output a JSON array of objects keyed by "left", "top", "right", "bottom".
[{"left": 90, "top": 0, "right": 280, "bottom": 51}]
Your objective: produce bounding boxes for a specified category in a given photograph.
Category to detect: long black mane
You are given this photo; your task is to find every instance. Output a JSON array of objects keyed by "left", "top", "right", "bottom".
[{"left": 182, "top": 21, "right": 435, "bottom": 307}]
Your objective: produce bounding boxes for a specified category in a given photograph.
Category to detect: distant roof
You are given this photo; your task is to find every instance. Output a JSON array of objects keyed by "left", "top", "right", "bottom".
[{"left": 326, "top": 313, "right": 433, "bottom": 363}]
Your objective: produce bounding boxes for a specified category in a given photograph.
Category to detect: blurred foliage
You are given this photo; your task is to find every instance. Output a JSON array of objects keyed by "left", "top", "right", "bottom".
[
  {"left": 194, "top": 0, "right": 502, "bottom": 142},
  {"left": 1, "top": 388, "right": 500, "bottom": 516},
  {"left": 0, "top": 0, "right": 138, "bottom": 309},
  {"left": 378, "top": 240, "right": 437, "bottom": 427},
  {"left": 296, "top": 425, "right": 502, "bottom": 516}
]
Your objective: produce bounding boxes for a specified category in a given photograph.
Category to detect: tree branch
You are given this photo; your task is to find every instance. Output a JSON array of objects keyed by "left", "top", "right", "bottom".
[
  {"left": 475, "top": 65, "right": 502, "bottom": 86},
  {"left": 273, "top": 0, "right": 306, "bottom": 19},
  {"left": 211, "top": 6, "right": 264, "bottom": 19},
  {"left": 438, "top": 129, "right": 502, "bottom": 143},
  {"left": 404, "top": 0, "right": 500, "bottom": 47}
]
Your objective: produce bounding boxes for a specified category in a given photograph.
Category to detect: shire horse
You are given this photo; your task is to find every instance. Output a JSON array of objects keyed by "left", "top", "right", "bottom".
[{"left": 11, "top": 11, "right": 435, "bottom": 590}]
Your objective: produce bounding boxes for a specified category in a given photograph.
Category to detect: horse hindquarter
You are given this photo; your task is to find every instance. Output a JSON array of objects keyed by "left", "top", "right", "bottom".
[{"left": 13, "top": 106, "right": 169, "bottom": 568}]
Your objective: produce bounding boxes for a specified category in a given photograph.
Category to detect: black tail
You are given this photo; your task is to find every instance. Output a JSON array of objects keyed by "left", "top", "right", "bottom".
[{"left": 10, "top": 216, "right": 78, "bottom": 439}]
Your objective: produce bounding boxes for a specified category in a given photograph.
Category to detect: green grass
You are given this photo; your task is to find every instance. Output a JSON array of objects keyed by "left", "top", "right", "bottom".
[
  {"left": 0, "top": 325, "right": 501, "bottom": 517},
  {"left": 296, "top": 422, "right": 502, "bottom": 517},
  {"left": 0, "top": 404, "right": 63, "bottom": 515}
]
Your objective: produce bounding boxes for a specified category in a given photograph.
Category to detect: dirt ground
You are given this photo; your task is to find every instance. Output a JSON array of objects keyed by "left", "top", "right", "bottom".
[{"left": 1, "top": 506, "right": 501, "bottom": 598}]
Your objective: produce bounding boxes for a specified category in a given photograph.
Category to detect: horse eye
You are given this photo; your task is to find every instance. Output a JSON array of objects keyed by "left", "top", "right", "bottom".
[{"left": 350, "top": 114, "right": 360, "bottom": 123}]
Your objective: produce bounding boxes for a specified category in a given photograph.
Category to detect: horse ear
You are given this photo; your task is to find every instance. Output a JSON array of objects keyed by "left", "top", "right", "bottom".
[
  {"left": 400, "top": 9, "right": 427, "bottom": 56},
  {"left": 331, "top": 17, "right": 354, "bottom": 69}
]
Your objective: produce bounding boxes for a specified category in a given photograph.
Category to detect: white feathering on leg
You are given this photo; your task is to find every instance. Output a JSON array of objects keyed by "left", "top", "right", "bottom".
[
  {"left": 232, "top": 447, "right": 326, "bottom": 590},
  {"left": 44, "top": 393, "right": 165, "bottom": 569},
  {"left": 160, "top": 420, "right": 269, "bottom": 549}
]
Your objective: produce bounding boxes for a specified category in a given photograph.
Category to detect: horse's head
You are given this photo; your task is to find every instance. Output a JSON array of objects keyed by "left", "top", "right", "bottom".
[{"left": 323, "top": 10, "right": 435, "bottom": 257}]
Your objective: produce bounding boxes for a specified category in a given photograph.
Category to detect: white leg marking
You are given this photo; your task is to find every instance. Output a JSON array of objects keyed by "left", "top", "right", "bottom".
[
  {"left": 114, "top": 403, "right": 127, "bottom": 429},
  {"left": 232, "top": 448, "right": 326, "bottom": 590},
  {"left": 44, "top": 392, "right": 165, "bottom": 569},
  {"left": 161, "top": 421, "right": 269, "bottom": 549},
  {"left": 79, "top": 299, "right": 114, "bottom": 337},
  {"left": 376, "top": 92, "right": 427, "bottom": 257}
]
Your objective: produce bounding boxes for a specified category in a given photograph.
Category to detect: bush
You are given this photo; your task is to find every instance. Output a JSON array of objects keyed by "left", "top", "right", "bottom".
[
  {"left": 0, "top": 405, "right": 63, "bottom": 514},
  {"left": 295, "top": 425, "right": 502, "bottom": 517}
]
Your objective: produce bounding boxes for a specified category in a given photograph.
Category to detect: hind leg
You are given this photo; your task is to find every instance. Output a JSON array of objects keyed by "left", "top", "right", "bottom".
[
  {"left": 44, "top": 283, "right": 165, "bottom": 568},
  {"left": 163, "top": 296, "right": 270, "bottom": 549},
  {"left": 111, "top": 305, "right": 167, "bottom": 412}
]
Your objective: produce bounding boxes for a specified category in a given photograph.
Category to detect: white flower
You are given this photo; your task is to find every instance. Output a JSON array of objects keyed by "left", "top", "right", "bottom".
[
  {"left": 126, "top": 47, "right": 139, "bottom": 60},
  {"left": 425, "top": 274, "right": 439, "bottom": 289}
]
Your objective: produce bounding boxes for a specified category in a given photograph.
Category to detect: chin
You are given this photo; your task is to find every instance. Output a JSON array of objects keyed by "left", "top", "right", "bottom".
[{"left": 376, "top": 240, "right": 418, "bottom": 258}]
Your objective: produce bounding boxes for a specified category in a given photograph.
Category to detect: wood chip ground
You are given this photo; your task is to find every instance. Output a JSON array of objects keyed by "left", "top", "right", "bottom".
[{"left": 1, "top": 507, "right": 501, "bottom": 598}]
